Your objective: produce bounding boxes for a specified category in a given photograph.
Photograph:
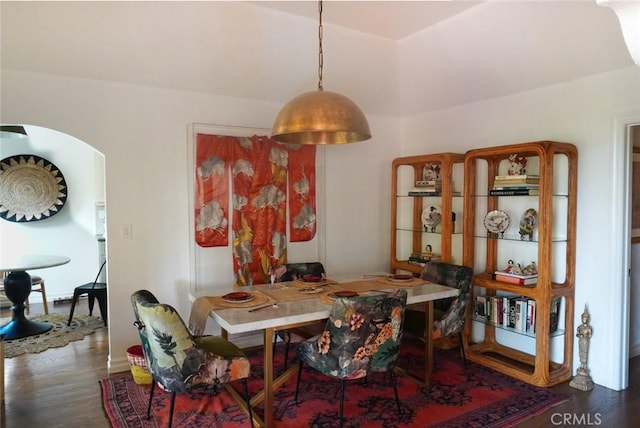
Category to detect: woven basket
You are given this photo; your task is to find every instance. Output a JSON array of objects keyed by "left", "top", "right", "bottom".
[{"left": 126, "top": 345, "right": 152, "bottom": 385}]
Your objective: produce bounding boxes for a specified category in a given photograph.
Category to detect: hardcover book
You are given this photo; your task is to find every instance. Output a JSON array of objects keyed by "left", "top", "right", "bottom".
[
  {"left": 489, "top": 188, "right": 540, "bottom": 196},
  {"left": 494, "top": 174, "right": 539, "bottom": 182},
  {"left": 492, "top": 273, "right": 538, "bottom": 285},
  {"left": 493, "top": 270, "right": 538, "bottom": 279}
]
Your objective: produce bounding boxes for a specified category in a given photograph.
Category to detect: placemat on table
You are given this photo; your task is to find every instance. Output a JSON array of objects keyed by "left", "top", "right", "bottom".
[
  {"left": 189, "top": 290, "right": 276, "bottom": 334},
  {"left": 319, "top": 290, "right": 338, "bottom": 305},
  {"left": 261, "top": 286, "right": 332, "bottom": 303},
  {"left": 290, "top": 278, "right": 338, "bottom": 288},
  {"left": 377, "top": 277, "right": 425, "bottom": 286},
  {"left": 209, "top": 290, "right": 271, "bottom": 309},
  {"left": 318, "top": 288, "right": 367, "bottom": 305}
]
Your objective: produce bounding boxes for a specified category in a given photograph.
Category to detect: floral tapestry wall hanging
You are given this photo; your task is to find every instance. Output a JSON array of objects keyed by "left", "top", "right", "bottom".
[{"left": 194, "top": 134, "right": 316, "bottom": 286}]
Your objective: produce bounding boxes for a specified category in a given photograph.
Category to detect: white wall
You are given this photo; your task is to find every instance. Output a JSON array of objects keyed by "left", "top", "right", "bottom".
[
  {"left": 0, "top": 69, "right": 400, "bottom": 372},
  {"left": 0, "top": 127, "right": 104, "bottom": 302},
  {"left": 1, "top": 1, "right": 638, "bottom": 391},
  {"left": 401, "top": 66, "right": 640, "bottom": 390}
]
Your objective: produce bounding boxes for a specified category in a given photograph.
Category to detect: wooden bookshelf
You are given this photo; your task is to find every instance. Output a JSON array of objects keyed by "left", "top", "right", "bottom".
[
  {"left": 390, "top": 153, "right": 464, "bottom": 275},
  {"left": 462, "top": 141, "right": 577, "bottom": 387}
]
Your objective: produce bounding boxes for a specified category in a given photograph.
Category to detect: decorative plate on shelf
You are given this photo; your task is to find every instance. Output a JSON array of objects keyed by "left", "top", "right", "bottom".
[
  {"left": 0, "top": 154, "right": 67, "bottom": 222},
  {"left": 484, "top": 210, "right": 510, "bottom": 238},
  {"left": 421, "top": 205, "right": 442, "bottom": 232}
]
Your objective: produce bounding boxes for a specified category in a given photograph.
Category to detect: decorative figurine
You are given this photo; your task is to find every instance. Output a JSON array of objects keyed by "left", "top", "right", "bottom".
[
  {"left": 422, "top": 162, "right": 441, "bottom": 181},
  {"left": 570, "top": 305, "right": 594, "bottom": 391},
  {"left": 519, "top": 208, "right": 537, "bottom": 241},
  {"left": 508, "top": 153, "right": 528, "bottom": 175},
  {"left": 421, "top": 244, "right": 433, "bottom": 261},
  {"left": 522, "top": 261, "right": 538, "bottom": 275}
]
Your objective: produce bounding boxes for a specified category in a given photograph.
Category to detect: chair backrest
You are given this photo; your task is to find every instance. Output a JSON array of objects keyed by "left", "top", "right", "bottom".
[
  {"left": 188, "top": 296, "right": 215, "bottom": 337},
  {"left": 130, "top": 290, "right": 161, "bottom": 386},
  {"left": 130, "top": 289, "right": 250, "bottom": 393},
  {"left": 131, "top": 289, "right": 200, "bottom": 392},
  {"left": 271, "top": 262, "right": 326, "bottom": 282},
  {"left": 420, "top": 261, "right": 473, "bottom": 338},
  {"left": 91, "top": 260, "right": 107, "bottom": 289},
  {"left": 298, "top": 288, "right": 407, "bottom": 379}
]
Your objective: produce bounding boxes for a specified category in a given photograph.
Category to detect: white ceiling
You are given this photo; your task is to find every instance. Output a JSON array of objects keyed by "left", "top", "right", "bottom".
[
  {"left": 250, "top": 1, "right": 483, "bottom": 40},
  {"left": 0, "top": 1, "right": 635, "bottom": 116}
]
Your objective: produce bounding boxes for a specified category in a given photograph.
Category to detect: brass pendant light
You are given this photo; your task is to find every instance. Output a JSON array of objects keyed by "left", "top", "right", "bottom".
[{"left": 271, "top": 1, "right": 371, "bottom": 145}]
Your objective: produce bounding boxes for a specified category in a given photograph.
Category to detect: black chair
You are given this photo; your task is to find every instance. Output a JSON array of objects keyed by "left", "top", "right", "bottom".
[
  {"left": 272, "top": 262, "right": 326, "bottom": 368},
  {"left": 67, "top": 261, "right": 107, "bottom": 326},
  {"left": 404, "top": 261, "right": 473, "bottom": 366}
]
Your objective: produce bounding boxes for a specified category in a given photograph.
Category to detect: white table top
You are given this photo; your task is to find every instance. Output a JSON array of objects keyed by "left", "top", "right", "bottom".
[
  {"left": 210, "top": 282, "right": 459, "bottom": 335},
  {"left": 0, "top": 255, "right": 71, "bottom": 272}
]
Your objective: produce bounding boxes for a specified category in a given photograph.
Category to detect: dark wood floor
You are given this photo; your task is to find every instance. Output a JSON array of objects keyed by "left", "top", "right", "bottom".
[{"left": 2, "top": 301, "right": 639, "bottom": 427}]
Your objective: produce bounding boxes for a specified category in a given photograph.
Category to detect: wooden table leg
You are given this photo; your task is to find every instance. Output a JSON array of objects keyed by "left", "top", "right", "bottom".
[
  {"left": 424, "top": 300, "right": 434, "bottom": 389},
  {"left": 263, "top": 327, "right": 274, "bottom": 428},
  {"left": 395, "top": 301, "right": 434, "bottom": 388}
]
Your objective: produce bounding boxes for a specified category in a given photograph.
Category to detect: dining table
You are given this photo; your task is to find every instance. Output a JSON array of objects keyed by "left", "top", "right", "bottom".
[
  {"left": 204, "top": 275, "right": 459, "bottom": 428},
  {"left": 0, "top": 254, "right": 70, "bottom": 340}
]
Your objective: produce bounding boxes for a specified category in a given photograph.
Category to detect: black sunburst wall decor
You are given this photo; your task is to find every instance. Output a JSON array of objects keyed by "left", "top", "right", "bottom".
[{"left": 0, "top": 154, "right": 68, "bottom": 222}]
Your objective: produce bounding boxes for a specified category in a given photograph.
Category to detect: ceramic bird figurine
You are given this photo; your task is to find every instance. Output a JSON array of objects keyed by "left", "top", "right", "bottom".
[{"left": 519, "top": 208, "right": 537, "bottom": 241}]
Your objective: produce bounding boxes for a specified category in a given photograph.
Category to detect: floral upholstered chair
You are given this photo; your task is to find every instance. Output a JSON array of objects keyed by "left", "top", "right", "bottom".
[
  {"left": 295, "top": 288, "right": 408, "bottom": 427},
  {"left": 404, "top": 261, "right": 473, "bottom": 365},
  {"left": 131, "top": 290, "right": 253, "bottom": 428}
]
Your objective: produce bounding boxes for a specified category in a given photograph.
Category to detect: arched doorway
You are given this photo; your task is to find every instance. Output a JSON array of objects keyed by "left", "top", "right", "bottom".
[{"left": 0, "top": 124, "right": 107, "bottom": 316}]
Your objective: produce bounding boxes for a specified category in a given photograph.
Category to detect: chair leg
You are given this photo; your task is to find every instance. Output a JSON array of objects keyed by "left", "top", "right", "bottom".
[
  {"left": 96, "top": 291, "right": 108, "bottom": 326},
  {"left": 147, "top": 380, "right": 156, "bottom": 419},
  {"left": 241, "top": 378, "right": 253, "bottom": 427},
  {"left": 88, "top": 294, "right": 96, "bottom": 316},
  {"left": 339, "top": 379, "right": 345, "bottom": 428},
  {"left": 459, "top": 332, "right": 467, "bottom": 368},
  {"left": 294, "top": 360, "right": 304, "bottom": 403},
  {"left": 168, "top": 391, "right": 176, "bottom": 428},
  {"left": 67, "top": 291, "right": 82, "bottom": 326},
  {"left": 37, "top": 282, "right": 49, "bottom": 315},
  {"left": 272, "top": 332, "right": 278, "bottom": 359},
  {"left": 391, "top": 370, "right": 401, "bottom": 415},
  {"left": 283, "top": 332, "right": 291, "bottom": 370}
]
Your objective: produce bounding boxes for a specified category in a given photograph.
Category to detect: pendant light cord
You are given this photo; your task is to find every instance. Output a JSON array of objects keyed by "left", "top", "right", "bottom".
[{"left": 318, "top": 0, "right": 324, "bottom": 91}]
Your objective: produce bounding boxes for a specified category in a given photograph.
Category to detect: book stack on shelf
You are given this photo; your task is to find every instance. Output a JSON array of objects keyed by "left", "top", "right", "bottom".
[
  {"left": 489, "top": 174, "right": 539, "bottom": 196},
  {"left": 408, "top": 180, "right": 442, "bottom": 196},
  {"left": 474, "top": 295, "right": 561, "bottom": 334},
  {"left": 492, "top": 270, "right": 538, "bottom": 285},
  {"left": 407, "top": 252, "right": 441, "bottom": 267}
]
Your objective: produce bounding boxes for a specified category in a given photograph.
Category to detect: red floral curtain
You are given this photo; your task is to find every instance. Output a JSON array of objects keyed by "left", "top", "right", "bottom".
[{"left": 194, "top": 134, "right": 316, "bottom": 286}]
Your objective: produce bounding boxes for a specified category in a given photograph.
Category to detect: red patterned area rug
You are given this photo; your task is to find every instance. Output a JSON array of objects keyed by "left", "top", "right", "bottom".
[{"left": 100, "top": 338, "right": 568, "bottom": 427}]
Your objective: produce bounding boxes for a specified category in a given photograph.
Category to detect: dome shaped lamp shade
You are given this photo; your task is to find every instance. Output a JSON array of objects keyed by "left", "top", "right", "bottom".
[
  {"left": 271, "top": 90, "right": 371, "bottom": 145},
  {"left": 270, "top": 1, "right": 371, "bottom": 145}
]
